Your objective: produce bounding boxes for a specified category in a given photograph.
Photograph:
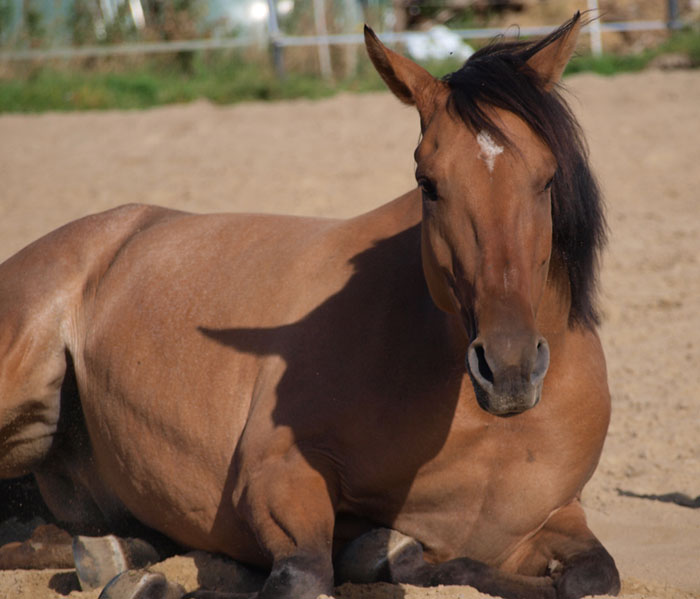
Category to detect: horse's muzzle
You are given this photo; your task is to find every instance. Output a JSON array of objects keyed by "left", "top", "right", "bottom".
[{"left": 466, "top": 335, "right": 550, "bottom": 416}]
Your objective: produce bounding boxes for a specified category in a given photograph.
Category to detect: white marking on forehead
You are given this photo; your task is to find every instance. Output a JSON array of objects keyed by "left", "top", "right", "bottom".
[{"left": 476, "top": 130, "right": 504, "bottom": 174}]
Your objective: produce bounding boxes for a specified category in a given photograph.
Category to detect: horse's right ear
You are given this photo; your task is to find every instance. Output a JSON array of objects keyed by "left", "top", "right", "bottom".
[
  {"left": 364, "top": 26, "right": 443, "bottom": 125},
  {"left": 525, "top": 12, "right": 584, "bottom": 92}
]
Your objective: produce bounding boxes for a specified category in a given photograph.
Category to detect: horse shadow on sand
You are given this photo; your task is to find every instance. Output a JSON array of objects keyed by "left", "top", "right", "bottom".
[{"left": 617, "top": 488, "right": 700, "bottom": 508}]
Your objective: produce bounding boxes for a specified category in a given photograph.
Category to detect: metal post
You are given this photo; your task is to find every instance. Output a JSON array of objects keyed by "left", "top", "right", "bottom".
[
  {"left": 667, "top": 0, "right": 681, "bottom": 30},
  {"left": 266, "top": 0, "right": 285, "bottom": 79}
]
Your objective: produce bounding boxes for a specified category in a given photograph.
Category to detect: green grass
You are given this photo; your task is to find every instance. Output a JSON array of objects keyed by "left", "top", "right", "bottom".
[
  {"left": 0, "top": 27, "right": 697, "bottom": 113},
  {"left": 565, "top": 52, "right": 650, "bottom": 76},
  {"left": 0, "top": 55, "right": 360, "bottom": 112},
  {"left": 657, "top": 27, "right": 700, "bottom": 64},
  {"left": 566, "top": 28, "right": 700, "bottom": 76}
]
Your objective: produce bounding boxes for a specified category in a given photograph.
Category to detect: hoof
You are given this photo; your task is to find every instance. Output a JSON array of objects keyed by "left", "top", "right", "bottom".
[
  {"left": 73, "top": 535, "right": 161, "bottom": 591},
  {"left": 99, "top": 569, "right": 184, "bottom": 599},
  {"left": 335, "top": 528, "right": 422, "bottom": 584}
]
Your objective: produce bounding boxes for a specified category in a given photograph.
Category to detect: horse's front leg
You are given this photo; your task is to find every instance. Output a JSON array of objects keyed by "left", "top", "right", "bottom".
[
  {"left": 338, "top": 500, "right": 619, "bottom": 599},
  {"left": 420, "top": 500, "right": 619, "bottom": 599},
  {"left": 513, "top": 499, "right": 620, "bottom": 599},
  {"left": 191, "top": 447, "right": 336, "bottom": 599},
  {"left": 247, "top": 457, "right": 335, "bottom": 599},
  {"left": 339, "top": 532, "right": 557, "bottom": 599}
]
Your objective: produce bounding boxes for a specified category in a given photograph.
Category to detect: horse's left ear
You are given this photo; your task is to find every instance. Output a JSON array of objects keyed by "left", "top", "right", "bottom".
[
  {"left": 364, "top": 25, "right": 443, "bottom": 126},
  {"left": 526, "top": 12, "right": 584, "bottom": 92}
]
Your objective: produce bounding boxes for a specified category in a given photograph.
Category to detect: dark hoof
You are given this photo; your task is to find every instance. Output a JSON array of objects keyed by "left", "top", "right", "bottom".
[
  {"left": 99, "top": 569, "right": 184, "bottom": 599},
  {"left": 335, "top": 528, "right": 422, "bottom": 583},
  {"left": 73, "top": 535, "right": 161, "bottom": 590},
  {"left": 555, "top": 546, "right": 620, "bottom": 599}
]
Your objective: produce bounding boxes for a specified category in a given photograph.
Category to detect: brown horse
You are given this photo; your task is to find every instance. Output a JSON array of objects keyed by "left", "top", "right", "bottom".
[{"left": 0, "top": 13, "right": 619, "bottom": 599}]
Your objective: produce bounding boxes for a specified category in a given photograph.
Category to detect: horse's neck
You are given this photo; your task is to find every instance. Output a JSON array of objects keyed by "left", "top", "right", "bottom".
[{"left": 352, "top": 189, "right": 422, "bottom": 231}]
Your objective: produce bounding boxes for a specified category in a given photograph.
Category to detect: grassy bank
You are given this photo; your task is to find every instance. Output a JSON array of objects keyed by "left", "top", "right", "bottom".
[
  {"left": 0, "top": 29, "right": 697, "bottom": 113},
  {"left": 565, "top": 28, "right": 700, "bottom": 75}
]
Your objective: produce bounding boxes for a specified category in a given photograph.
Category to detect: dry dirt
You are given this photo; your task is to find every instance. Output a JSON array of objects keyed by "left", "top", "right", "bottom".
[{"left": 0, "top": 68, "right": 699, "bottom": 599}]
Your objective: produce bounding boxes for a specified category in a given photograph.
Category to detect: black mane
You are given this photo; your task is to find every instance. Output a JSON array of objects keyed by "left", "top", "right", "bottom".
[{"left": 443, "top": 14, "right": 606, "bottom": 328}]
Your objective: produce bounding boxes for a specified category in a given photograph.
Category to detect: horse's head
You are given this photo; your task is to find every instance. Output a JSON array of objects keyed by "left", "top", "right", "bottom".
[{"left": 366, "top": 15, "right": 593, "bottom": 416}]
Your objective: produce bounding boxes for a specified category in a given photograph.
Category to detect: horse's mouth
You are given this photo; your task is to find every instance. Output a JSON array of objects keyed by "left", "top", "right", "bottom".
[{"left": 466, "top": 358, "right": 543, "bottom": 417}]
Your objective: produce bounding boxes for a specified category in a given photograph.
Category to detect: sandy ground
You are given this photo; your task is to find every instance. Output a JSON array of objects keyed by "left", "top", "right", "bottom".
[{"left": 0, "top": 68, "right": 698, "bottom": 599}]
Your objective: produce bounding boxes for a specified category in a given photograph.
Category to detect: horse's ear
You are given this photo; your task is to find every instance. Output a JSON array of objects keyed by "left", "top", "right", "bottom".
[
  {"left": 526, "top": 12, "right": 583, "bottom": 92},
  {"left": 364, "top": 25, "right": 442, "bottom": 124}
]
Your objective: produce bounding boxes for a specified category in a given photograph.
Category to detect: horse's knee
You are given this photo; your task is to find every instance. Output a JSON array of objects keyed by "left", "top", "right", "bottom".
[{"left": 555, "top": 545, "right": 620, "bottom": 599}]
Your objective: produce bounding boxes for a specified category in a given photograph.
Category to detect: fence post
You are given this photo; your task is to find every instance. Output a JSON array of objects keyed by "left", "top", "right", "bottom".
[
  {"left": 667, "top": 0, "right": 682, "bottom": 30},
  {"left": 312, "top": 0, "right": 333, "bottom": 81},
  {"left": 586, "top": 0, "right": 603, "bottom": 56},
  {"left": 266, "top": 0, "right": 285, "bottom": 78}
]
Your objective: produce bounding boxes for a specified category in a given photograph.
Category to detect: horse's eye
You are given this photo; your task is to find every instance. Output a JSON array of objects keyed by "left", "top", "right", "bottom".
[
  {"left": 418, "top": 178, "right": 439, "bottom": 202},
  {"left": 544, "top": 177, "right": 555, "bottom": 192}
]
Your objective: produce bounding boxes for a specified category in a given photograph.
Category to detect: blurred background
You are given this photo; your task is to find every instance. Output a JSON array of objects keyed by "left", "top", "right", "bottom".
[{"left": 0, "top": 0, "right": 698, "bottom": 111}]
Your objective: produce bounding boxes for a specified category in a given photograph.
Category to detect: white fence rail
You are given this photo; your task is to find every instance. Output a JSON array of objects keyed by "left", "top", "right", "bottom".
[{"left": 0, "top": 19, "right": 679, "bottom": 62}]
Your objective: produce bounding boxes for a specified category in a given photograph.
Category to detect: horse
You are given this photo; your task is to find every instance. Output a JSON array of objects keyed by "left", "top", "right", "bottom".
[{"left": 0, "top": 13, "right": 619, "bottom": 599}]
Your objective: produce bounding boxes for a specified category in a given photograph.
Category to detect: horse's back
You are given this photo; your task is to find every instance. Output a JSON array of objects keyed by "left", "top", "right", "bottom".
[{"left": 0, "top": 203, "right": 184, "bottom": 345}]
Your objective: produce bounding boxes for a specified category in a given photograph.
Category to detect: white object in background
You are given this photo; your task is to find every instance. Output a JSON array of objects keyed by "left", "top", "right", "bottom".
[
  {"left": 249, "top": 0, "right": 270, "bottom": 21},
  {"left": 405, "top": 26, "right": 474, "bottom": 62},
  {"left": 277, "top": 0, "right": 294, "bottom": 16},
  {"left": 128, "top": 0, "right": 145, "bottom": 28},
  {"left": 587, "top": 0, "right": 603, "bottom": 56}
]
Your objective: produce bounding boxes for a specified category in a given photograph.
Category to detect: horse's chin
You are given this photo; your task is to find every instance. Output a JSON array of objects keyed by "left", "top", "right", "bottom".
[{"left": 474, "top": 388, "right": 541, "bottom": 417}]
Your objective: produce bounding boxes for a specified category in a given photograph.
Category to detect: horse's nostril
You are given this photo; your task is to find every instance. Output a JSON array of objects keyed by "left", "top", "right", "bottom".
[
  {"left": 531, "top": 338, "right": 550, "bottom": 384},
  {"left": 472, "top": 343, "right": 494, "bottom": 386}
]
